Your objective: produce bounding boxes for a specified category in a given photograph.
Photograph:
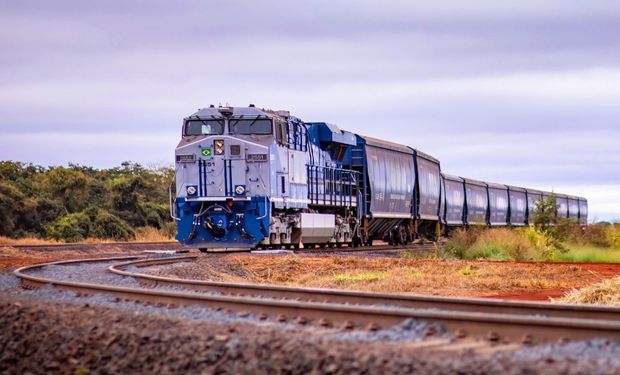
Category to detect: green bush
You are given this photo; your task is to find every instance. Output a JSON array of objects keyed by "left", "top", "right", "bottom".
[
  {"left": 567, "top": 223, "right": 620, "bottom": 249},
  {"left": 91, "top": 210, "right": 135, "bottom": 241},
  {"left": 47, "top": 212, "right": 92, "bottom": 242},
  {"left": 0, "top": 160, "right": 175, "bottom": 242},
  {"left": 444, "top": 228, "right": 538, "bottom": 261}
]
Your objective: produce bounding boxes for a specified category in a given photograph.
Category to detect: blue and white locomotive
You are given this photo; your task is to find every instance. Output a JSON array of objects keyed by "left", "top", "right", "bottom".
[{"left": 172, "top": 105, "right": 587, "bottom": 251}]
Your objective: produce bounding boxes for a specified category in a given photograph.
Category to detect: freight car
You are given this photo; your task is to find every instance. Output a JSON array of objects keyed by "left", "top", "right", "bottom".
[{"left": 172, "top": 105, "right": 587, "bottom": 251}]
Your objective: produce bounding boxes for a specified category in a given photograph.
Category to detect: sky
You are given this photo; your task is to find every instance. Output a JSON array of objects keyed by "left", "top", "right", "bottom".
[{"left": 1, "top": 1, "right": 619, "bottom": 220}]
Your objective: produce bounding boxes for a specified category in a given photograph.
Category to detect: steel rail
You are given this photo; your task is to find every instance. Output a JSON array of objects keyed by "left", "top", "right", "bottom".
[
  {"left": 13, "top": 256, "right": 620, "bottom": 344},
  {"left": 7, "top": 241, "right": 180, "bottom": 251},
  {"left": 295, "top": 243, "right": 438, "bottom": 254},
  {"left": 111, "top": 256, "right": 620, "bottom": 322},
  {"left": 4, "top": 240, "right": 437, "bottom": 254}
]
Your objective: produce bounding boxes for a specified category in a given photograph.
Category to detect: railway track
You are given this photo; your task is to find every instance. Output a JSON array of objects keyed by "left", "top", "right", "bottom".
[
  {"left": 6, "top": 241, "right": 181, "bottom": 251},
  {"left": 5, "top": 240, "right": 438, "bottom": 255},
  {"left": 111, "top": 256, "right": 620, "bottom": 321},
  {"left": 14, "top": 255, "right": 620, "bottom": 345}
]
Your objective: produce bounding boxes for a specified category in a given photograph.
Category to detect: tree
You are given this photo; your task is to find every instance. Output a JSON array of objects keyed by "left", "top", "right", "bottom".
[
  {"left": 45, "top": 167, "right": 91, "bottom": 213},
  {"left": 0, "top": 160, "right": 175, "bottom": 241},
  {"left": 47, "top": 212, "right": 92, "bottom": 242},
  {"left": 91, "top": 210, "right": 134, "bottom": 241},
  {"left": 533, "top": 195, "right": 558, "bottom": 230}
]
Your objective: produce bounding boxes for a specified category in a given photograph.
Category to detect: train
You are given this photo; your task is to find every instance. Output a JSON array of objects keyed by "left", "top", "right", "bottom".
[{"left": 172, "top": 105, "right": 587, "bottom": 251}]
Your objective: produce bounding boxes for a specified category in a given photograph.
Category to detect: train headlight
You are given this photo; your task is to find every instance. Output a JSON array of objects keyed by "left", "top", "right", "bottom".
[
  {"left": 235, "top": 185, "right": 245, "bottom": 195},
  {"left": 214, "top": 139, "right": 225, "bottom": 155},
  {"left": 186, "top": 186, "right": 197, "bottom": 196}
]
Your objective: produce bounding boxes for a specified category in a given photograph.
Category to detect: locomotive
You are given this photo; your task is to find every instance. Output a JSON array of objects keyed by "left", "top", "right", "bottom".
[{"left": 172, "top": 105, "right": 587, "bottom": 251}]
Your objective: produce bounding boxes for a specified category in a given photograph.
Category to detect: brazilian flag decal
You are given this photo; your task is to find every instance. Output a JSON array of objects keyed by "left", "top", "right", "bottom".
[{"left": 201, "top": 147, "right": 212, "bottom": 157}]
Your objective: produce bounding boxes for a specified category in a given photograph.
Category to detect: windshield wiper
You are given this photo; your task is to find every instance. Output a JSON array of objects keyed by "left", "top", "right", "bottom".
[
  {"left": 208, "top": 115, "right": 224, "bottom": 127},
  {"left": 230, "top": 116, "right": 264, "bottom": 134},
  {"left": 228, "top": 115, "right": 244, "bottom": 128},
  {"left": 245, "top": 117, "right": 260, "bottom": 130},
  {"left": 190, "top": 115, "right": 223, "bottom": 127}
]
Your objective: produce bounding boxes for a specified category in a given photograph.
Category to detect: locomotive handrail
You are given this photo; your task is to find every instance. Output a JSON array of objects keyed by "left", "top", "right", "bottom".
[{"left": 169, "top": 166, "right": 181, "bottom": 221}]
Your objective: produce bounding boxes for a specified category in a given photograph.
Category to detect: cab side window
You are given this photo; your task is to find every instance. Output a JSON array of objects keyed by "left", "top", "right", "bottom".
[{"left": 275, "top": 121, "right": 288, "bottom": 145}]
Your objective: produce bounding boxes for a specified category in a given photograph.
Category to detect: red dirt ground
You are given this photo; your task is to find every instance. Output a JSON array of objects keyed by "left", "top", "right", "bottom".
[{"left": 483, "top": 262, "right": 620, "bottom": 301}]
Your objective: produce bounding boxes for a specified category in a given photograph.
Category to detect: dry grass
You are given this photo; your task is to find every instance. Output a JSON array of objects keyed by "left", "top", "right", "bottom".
[
  {"left": 0, "top": 228, "right": 173, "bottom": 246},
  {"left": 152, "top": 255, "right": 615, "bottom": 298},
  {"left": 0, "top": 236, "right": 62, "bottom": 246},
  {"left": 0, "top": 244, "right": 149, "bottom": 269},
  {"left": 132, "top": 227, "right": 174, "bottom": 242},
  {"left": 556, "top": 277, "right": 620, "bottom": 306}
]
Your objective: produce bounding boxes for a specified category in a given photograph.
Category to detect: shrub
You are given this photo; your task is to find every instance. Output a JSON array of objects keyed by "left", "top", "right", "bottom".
[
  {"left": 467, "top": 228, "right": 537, "bottom": 261},
  {"left": 47, "top": 212, "right": 92, "bottom": 242},
  {"left": 444, "top": 227, "right": 575, "bottom": 261},
  {"left": 567, "top": 223, "right": 620, "bottom": 249},
  {"left": 443, "top": 228, "right": 480, "bottom": 258},
  {"left": 91, "top": 210, "right": 135, "bottom": 241},
  {"left": 521, "top": 226, "right": 557, "bottom": 261}
]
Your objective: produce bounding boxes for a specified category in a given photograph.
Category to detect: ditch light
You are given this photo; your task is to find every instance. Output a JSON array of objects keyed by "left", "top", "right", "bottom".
[{"left": 214, "top": 139, "right": 225, "bottom": 155}]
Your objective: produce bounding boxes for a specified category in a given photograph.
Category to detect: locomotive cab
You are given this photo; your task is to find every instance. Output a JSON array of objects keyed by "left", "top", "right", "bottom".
[{"left": 173, "top": 106, "right": 279, "bottom": 249}]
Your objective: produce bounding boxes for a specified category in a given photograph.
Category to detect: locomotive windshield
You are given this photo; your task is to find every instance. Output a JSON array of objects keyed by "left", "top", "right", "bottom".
[
  {"left": 229, "top": 118, "right": 272, "bottom": 135},
  {"left": 185, "top": 119, "right": 224, "bottom": 136}
]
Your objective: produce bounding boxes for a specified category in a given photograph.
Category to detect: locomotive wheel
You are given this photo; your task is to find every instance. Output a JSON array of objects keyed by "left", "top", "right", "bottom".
[{"left": 199, "top": 248, "right": 209, "bottom": 253}]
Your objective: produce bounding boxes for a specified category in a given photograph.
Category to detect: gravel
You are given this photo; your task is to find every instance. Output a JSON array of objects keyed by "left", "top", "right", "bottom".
[
  {"left": 4, "top": 257, "right": 620, "bottom": 373},
  {"left": 505, "top": 339, "right": 620, "bottom": 368},
  {"left": 2, "top": 295, "right": 620, "bottom": 374},
  {"left": 0, "top": 272, "right": 20, "bottom": 290},
  {"left": 34, "top": 262, "right": 142, "bottom": 287},
  {"left": 325, "top": 318, "right": 446, "bottom": 343}
]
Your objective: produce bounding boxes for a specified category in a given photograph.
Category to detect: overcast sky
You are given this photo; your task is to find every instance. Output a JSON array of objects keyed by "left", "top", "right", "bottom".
[{"left": 1, "top": 1, "right": 619, "bottom": 220}]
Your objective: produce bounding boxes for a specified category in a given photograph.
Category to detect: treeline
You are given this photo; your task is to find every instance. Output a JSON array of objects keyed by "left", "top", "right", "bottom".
[{"left": 0, "top": 161, "right": 175, "bottom": 242}]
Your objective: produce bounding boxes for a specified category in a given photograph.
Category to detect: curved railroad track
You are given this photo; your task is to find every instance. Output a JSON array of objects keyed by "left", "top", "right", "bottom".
[
  {"left": 6, "top": 241, "right": 181, "bottom": 252},
  {"left": 13, "top": 256, "right": 620, "bottom": 345},
  {"left": 110, "top": 256, "right": 620, "bottom": 321},
  {"left": 4, "top": 240, "right": 438, "bottom": 255}
]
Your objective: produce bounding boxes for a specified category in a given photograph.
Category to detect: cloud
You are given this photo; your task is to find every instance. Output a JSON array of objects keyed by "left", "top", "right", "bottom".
[{"left": 0, "top": 1, "right": 618, "bottom": 220}]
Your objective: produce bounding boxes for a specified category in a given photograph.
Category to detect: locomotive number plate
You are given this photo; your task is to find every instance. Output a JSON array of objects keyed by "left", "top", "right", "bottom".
[
  {"left": 176, "top": 154, "right": 196, "bottom": 163},
  {"left": 247, "top": 153, "right": 268, "bottom": 162}
]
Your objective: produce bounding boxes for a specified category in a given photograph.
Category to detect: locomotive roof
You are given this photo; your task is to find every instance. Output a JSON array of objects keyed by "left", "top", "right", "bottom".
[{"left": 188, "top": 106, "right": 288, "bottom": 120}]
